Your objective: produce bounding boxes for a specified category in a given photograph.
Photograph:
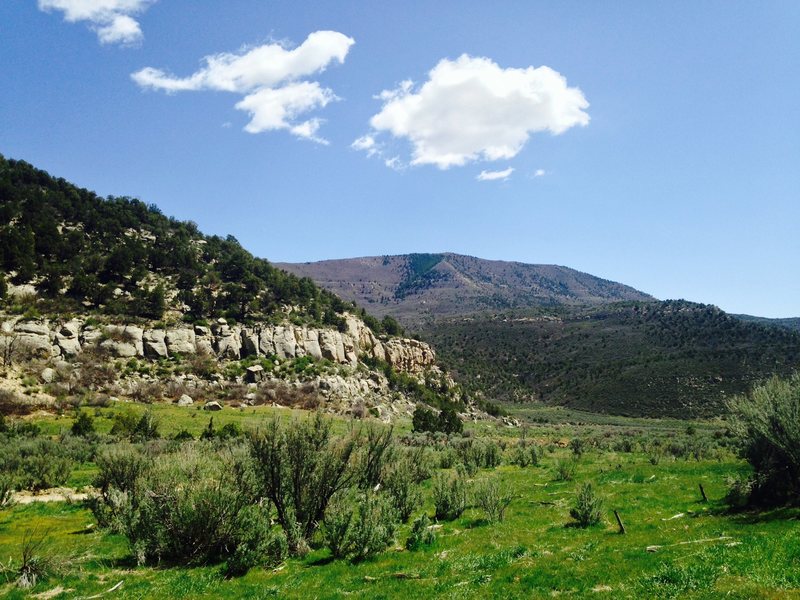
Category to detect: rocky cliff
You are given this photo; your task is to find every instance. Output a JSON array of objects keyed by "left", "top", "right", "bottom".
[{"left": 0, "top": 313, "right": 436, "bottom": 375}]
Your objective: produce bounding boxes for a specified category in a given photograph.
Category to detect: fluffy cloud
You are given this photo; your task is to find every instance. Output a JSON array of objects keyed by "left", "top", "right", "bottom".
[
  {"left": 38, "top": 0, "right": 154, "bottom": 45},
  {"left": 358, "top": 54, "right": 589, "bottom": 169},
  {"left": 477, "top": 167, "right": 514, "bottom": 181},
  {"left": 533, "top": 168, "right": 546, "bottom": 177},
  {"left": 132, "top": 31, "right": 354, "bottom": 142}
]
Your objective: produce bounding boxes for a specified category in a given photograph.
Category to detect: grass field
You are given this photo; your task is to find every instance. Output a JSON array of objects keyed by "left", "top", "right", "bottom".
[{"left": 1, "top": 405, "right": 799, "bottom": 599}]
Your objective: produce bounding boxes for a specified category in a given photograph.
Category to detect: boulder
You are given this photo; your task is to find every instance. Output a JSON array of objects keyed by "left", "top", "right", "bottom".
[
  {"left": 203, "top": 401, "right": 223, "bottom": 411},
  {"left": 241, "top": 327, "right": 260, "bottom": 357},
  {"left": 258, "top": 328, "right": 275, "bottom": 356},
  {"left": 177, "top": 394, "right": 194, "bottom": 407},
  {"left": 320, "top": 331, "right": 346, "bottom": 363},
  {"left": 245, "top": 364, "right": 265, "bottom": 383},
  {"left": 100, "top": 325, "right": 144, "bottom": 358},
  {"left": 143, "top": 329, "right": 168, "bottom": 359},
  {"left": 214, "top": 325, "right": 241, "bottom": 360},
  {"left": 56, "top": 335, "right": 81, "bottom": 356},
  {"left": 273, "top": 327, "right": 296, "bottom": 359},
  {"left": 301, "top": 329, "right": 323, "bottom": 360},
  {"left": 166, "top": 328, "right": 196, "bottom": 354},
  {"left": 40, "top": 367, "right": 55, "bottom": 383}
]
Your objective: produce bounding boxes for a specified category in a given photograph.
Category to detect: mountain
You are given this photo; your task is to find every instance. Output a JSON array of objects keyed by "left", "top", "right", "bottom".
[{"left": 276, "top": 253, "right": 654, "bottom": 325}]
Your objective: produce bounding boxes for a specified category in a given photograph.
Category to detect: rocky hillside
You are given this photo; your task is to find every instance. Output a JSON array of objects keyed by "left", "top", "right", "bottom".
[
  {"left": 0, "top": 154, "right": 469, "bottom": 421},
  {"left": 277, "top": 253, "right": 654, "bottom": 325}
]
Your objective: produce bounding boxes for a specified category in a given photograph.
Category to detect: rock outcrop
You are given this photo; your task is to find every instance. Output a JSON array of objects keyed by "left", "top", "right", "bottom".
[{"left": 0, "top": 313, "right": 436, "bottom": 375}]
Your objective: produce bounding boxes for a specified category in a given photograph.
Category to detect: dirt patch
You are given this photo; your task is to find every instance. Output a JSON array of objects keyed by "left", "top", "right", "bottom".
[{"left": 12, "top": 487, "right": 91, "bottom": 504}]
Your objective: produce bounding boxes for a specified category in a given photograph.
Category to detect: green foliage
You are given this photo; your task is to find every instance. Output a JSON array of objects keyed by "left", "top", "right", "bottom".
[
  {"left": 322, "top": 491, "right": 398, "bottom": 562},
  {"left": 555, "top": 458, "right": 578, "bottom": 482},
  {"left": 727, "top": 372, "right": 800, "bottom": 506},
  {"left": 383, "top": 457, "right": 423, "bottom": 522},
  {"left": 423, "top": 300, "right": 800, "bottom": 417},
  {"left": 224, "top": 505, "right": 286, "bottom": 577},
  {"left": 0, "top": 473, "right": 15, "bottom": 508},
  {"left": 412, "top": 405, "right": 437, "bottom": 433},
  {"left": 70, "top": 411, "right": 95, "bottom": 437},
  {"left": 510, "top": 439, "right": 539, "bottom": 468},
  {"left": 0, "top": 154, "right": 352, "bottom": 324},
  {"left": 432, "top": 471, "right": 468, "bottom": 521},
  {"left": 405, "top": 513, "right": 436, "bottom": 551},
  {"left": 569, "top": 482, "right": 604, "bottom": 527},
  {"left": 247, "top": 413, "right": 358, "bottom": 555},
  {"left": 474, "top": 478, "right": 513, "bottom": 523},
  {"left": 94, "top": 444, "right": 259, "bottom": 567}
]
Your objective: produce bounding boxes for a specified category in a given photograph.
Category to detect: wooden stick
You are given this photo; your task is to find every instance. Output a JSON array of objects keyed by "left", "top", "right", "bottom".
[
  {"left": 613, "top": 510, "right": 626, "bottom": 534},
  {"left": 699, "top": 483, "right": 708, "bottom": 503}
]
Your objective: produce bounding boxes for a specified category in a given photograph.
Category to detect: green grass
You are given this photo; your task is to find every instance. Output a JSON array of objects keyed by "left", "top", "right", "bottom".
[{"left": 1, "top": 423, "right": 799, "bottom": 598}]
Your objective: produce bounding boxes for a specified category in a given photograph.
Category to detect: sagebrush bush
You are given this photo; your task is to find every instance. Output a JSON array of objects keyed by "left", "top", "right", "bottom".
[
  {"left": 248, "top": 413, "right": 358, "bottom": 555},
  {"left": 93, "top": 443, "right": 259, "bottom": 567},
  {"left": 474, "top": 478, "right": 513, "bottom": 523},
  {"left": 569, "top": 482, "right": 604, "bottom": 527},
  {"left": 322, "top": 490, "right": 398, "bottom": 561},
  {"left": 510, "top": 440, "right": 539, "bottom": 468},
  {"left": 432, "top": 471, "right": 468, "bottom": 521},
  {"left": 383, "top": 457, "right": 422, "bottom": 522},
  {"left": 0, "top": 473, "right": 15, "bottom": 508},
  {"left": 727, "top": 373, "right": 800, "bottom": 506},
  {"left": 405, "top": 513, "right": 436, "bottom": 551},
  {"left": 555, "top": 458, "right": 577, "bottom": 482}
]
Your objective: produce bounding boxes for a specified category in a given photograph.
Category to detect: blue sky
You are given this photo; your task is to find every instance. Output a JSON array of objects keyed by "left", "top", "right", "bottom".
[{"left": 1, "top": 1, "right": 798, "bottom": 317}]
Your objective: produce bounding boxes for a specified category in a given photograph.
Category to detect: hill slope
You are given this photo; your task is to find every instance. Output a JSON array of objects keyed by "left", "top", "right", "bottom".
[
  {"left": 276, "top": 253, "right": 654, "bottom": 325},
  {"left": 421, "top": 300, "right": 800, "bottom": 417}
]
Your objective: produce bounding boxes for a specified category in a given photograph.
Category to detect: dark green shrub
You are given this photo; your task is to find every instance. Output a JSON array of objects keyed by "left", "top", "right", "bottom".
[
  {"left": 347, "top": 492, "right": 397, "bottom": 561},
  {"left": 405, "top": 513, "right": 436, "bottom": 551},
  {"left": 432, "top": 472, "right": 467, "bottom": 521},
  {"left": 437, "top": 407, "right": 463, "bottom": 435},
  {"left": 569, "top": 482, "right": 604, "bottom": 527},
  {"left": 356, "top": 423, "right": 394, "bottom": 488},
  {"left": 70, "top": 411, "right": 95, "bottom": 437},
  {"left": 412, "top": 405, "right": 437, "bottom": 433},
  {"left": 16, "top": 439, "right": 72, "bottom": 491},
  {"left": 224, "top": 505, "right": 286, "bottom": 577},
  {"left": 107, "top": 445, "right": 257, "bottom": 566}
]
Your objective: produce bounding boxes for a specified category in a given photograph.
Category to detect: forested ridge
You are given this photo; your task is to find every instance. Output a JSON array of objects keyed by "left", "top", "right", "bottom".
[
  {"left": 422, "top": 300, "right": 800, "bottom": 417},
  {"left": 0, "top": 154, "right": 398, "bottom": 334}
]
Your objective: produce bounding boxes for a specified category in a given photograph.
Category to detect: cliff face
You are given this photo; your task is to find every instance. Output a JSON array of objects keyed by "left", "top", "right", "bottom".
[{"left": 0, "top": 313, "right": 437, "bottom": 375}]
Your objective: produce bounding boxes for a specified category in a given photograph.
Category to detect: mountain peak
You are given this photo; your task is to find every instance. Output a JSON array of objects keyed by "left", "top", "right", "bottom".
[{"left": 276, "top": 253, "right": 654, "bottom": 324}]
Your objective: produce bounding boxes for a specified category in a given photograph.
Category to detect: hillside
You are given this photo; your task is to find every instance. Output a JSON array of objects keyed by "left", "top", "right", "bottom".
[
  {"left": 0, "top": 154, "right": 465, "bottom": 419},
  {"left": 421, "top": 300, "right": 800, "bottom": 417},
  {"left": 276, "top": 253, "right": 654, "bottom": 325},
  {"left": 733, "top": 314, "right": 800, "bottom": 333}
]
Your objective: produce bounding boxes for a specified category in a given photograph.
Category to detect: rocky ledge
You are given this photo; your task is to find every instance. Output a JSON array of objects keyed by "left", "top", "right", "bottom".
[{"left": 0, "top": 313, "right": 436, "bottom": 375}]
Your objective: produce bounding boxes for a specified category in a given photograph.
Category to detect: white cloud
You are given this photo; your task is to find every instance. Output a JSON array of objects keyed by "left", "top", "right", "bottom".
[
  {"left": 533, "top": 168, "right": 546, "bottom": 177},
  {"left": 358, "top": 54, "right": 589, "bottom": 169},
  {"left": 38, "top": 0, "right": 154, "bottom": 45},
  {"left": 132, "top": 31, "right": 354, "bottom": 143},
  {"left": 477, "top": 167, "right": 514, "bottom": 181}
]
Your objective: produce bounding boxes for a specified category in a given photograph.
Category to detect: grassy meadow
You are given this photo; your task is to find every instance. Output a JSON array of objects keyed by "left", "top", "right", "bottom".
[{"left": 1, "top": 403, "right": 799, "bottom": 599}]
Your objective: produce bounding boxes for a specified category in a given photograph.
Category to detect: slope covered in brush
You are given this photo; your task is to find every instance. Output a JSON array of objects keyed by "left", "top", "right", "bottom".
[{"left": 421, "top": 300, "right": 800, "bottom": 417}]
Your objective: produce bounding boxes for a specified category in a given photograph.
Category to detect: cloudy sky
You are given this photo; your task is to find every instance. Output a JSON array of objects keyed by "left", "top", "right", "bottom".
[{"left": 1, "top": 1, "right": 798, "bottom": 317}]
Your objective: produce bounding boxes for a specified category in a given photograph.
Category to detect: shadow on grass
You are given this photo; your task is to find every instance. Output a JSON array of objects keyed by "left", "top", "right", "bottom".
[
  {"left": 306, "top": 555, "right": 336, "bottom": 567},
  {"left": 727, "top": 506, "right": 800, "bottom": 524}
]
